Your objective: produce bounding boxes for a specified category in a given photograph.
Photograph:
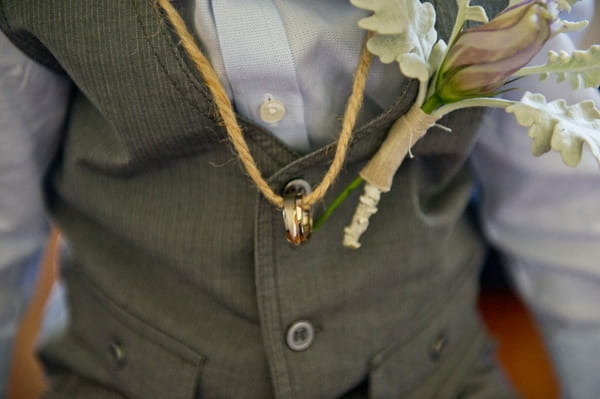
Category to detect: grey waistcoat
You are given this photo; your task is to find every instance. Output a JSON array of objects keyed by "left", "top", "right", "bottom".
[{"left": 1, "top": 1, "right": 515, "bottom": 398}]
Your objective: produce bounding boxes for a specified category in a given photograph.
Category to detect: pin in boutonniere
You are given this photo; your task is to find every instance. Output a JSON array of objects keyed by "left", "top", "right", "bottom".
[{"left": 317, "top": 0, "right": 600, "bottom": 248}]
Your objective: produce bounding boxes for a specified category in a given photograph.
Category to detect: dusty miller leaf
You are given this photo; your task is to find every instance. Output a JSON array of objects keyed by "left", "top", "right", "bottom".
[
  {"left": 462, "top": 3, "right": 488, "bottom": 24},
  {"left": 506, "top": 92, "right": 600, "bottom": 167},
  {"left": 552, "top": 19, "right": 588, "bottom": 35},
  {"left": 509, "top": 0, "right": 587, "bottom": 35},
  {"left": 515, "top": 46, "right": 600, "bottom": 89},
  {"left": 447, "top": 0, "right": 489, "bottom": 50},
  {"left": 509, "top": 0, "right": 579, "bottom": 11},
  {"left": 428, "top": 39, "right": 447, "bottom": 74},
  {"left": 350, "top": 0, "right": 438, "bottom": 83},
  {"left": 553, "top": 0, "right": 581, "bottom": 12},
  {"left": 546, "top": 0, "right": 589, "bottom": 35},
  {"left": 539, "top": 46, "right": 600, "bottom": 89}
]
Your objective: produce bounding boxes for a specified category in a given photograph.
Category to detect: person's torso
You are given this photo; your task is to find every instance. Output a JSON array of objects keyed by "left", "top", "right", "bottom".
[{"left": 0, "top": 1, "right": 510, "bottom": 398}]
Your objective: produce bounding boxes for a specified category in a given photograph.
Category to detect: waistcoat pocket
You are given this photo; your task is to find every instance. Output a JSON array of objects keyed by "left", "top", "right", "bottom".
[
  {"left": 368, "top": 292, "right": 487, "bottom": 399},
  {"left": 61, "top": 270, "right": 206, "bottom": 399}
]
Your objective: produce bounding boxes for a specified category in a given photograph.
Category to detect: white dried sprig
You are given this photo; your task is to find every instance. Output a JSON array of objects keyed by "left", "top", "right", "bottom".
[
  {"left": 343, "top": 183, "right": 381, "bottom": 249},
  {"left": 513, "top": 45, "right": 600, "bottom": 89},
  {"left": 343, "top": 106, "right": 438, "bottom": 248},
  {"left": 506, "top": 91, "right": 600, "bottom": 167}
]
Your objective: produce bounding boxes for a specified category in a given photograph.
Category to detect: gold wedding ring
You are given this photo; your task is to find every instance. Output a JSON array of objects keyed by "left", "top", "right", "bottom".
[{"left": 282, "top": 179, "right": 313, "bottom": 246}]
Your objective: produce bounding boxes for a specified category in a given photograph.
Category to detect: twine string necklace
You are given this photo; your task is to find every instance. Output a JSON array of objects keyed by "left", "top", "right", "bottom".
[{"left": 158, "top": 0, "right": 373, "bottom": 244}]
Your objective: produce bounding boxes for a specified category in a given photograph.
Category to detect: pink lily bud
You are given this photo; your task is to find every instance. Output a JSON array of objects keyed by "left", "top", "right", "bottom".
[{"left": 436, "top": 0, "right": 554, "bottom": 103}]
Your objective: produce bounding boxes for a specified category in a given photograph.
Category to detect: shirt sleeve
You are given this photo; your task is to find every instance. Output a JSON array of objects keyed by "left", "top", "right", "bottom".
[
  {"left": 472, "top": 1, "right": 600, "bottom": 396},
  {"left": 0, "top": 30, "right": 71, "bottom": 393},
  {"left": 473, "top": 0, "right": 600, "bottom": 324}
]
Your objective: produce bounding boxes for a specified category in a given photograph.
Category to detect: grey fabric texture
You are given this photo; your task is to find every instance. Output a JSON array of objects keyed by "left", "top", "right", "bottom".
[{"left": 1, "top": 0, "right": 516, "bottom": 398}]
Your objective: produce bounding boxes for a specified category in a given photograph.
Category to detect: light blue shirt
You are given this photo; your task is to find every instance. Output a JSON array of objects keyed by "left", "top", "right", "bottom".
[
  {"left": 0, "top": 0, "right": 598, "bottom": 396},
  {"left": 193, "top": 0, "right": 402, "bottom": 152},
  {"left": 0, "top": 32, "right": 70, "bottom": 392}
]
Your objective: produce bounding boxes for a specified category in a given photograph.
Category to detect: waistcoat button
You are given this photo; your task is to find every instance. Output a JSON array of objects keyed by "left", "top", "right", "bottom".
[
  {"left": 108, "top": 338, "right": 127, "bottom": 369},
  {"left": 281, "top": 179, "right": 311, "bottom": 197},
  {"left": 430, "top": 332, "right": 448, "bottom": 361},
  {"left": 286, "top": 320, "right": 315, "bottom": 351}
]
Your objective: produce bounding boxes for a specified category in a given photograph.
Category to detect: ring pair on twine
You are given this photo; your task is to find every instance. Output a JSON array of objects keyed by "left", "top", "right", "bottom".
[{"left": 158, "top": 0, "right": 372, "bottom": 245}]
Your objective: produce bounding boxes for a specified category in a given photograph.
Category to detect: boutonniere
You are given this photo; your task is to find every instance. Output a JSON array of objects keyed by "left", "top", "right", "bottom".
[{"left": 318, "top": 0, "right": 600, "bottom": 248}]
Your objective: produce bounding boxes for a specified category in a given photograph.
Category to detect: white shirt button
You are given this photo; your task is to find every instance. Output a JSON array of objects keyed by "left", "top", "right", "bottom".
[{"left": 259, "top": 94, "right": 286, "bottom": 124}]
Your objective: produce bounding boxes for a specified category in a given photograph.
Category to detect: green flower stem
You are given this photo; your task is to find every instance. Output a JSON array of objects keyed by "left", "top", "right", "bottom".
[
  {"left": 314, "top": 175, "right": 365, "bottom": 231},
  {"left": 317, "top": 91, "right": 441, "bottom": 231},
  {"left": 421, "top": 94, "right": 443, "bottom": 114},
  {"left": 432, "top": 97, "right": 515, "bottom": 119},
  {"left": 415, "top": 80, "right": 429, "bottom": 108}
]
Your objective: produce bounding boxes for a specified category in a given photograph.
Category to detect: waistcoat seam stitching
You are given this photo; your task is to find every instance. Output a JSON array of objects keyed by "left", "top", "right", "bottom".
[{"left": 132, "top": 0, "right": 216, "bottom": 120}]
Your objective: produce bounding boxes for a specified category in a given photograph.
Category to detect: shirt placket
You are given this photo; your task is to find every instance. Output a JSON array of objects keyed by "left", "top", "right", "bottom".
[{"left": 211, "top": 0, "right": 310, "bottom": 153}]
